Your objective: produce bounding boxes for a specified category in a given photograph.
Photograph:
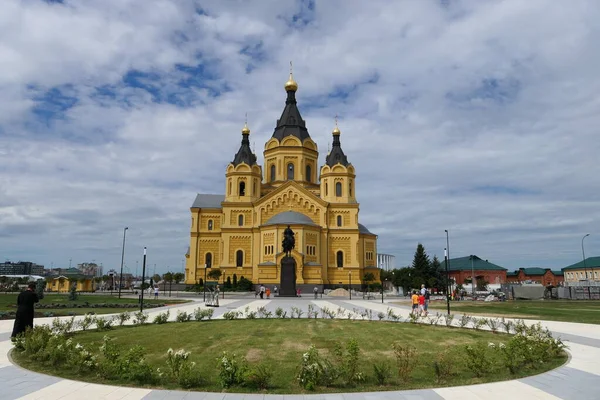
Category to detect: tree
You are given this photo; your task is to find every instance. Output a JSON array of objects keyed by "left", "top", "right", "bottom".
[
  {"left": 363, "top": 272, "right": 375, "bottom": 291},
  {"left": 237, "top": 276, "right": 253, "bottom": 291},
  {"left": 152, "top": 274, "right": 161, "bottom": 284},
  {"left": 35, "top": 279, "right": 46, "bottom": 300},
  {"left": 207, "top": 269, "right": 222, "bottom": 281},
  {"left": 68, "top": 283, "right": 78, "bottom": 301},
  {"left": 411, "top": 243, "right": 431, "bottom": 284},
  {"left": 428, "top": 256, "right": 445, "bottom": 293},
  {"left": 476, "top": 277, "right": 489, "bottom": 291},
  {"left": 173, "top": 272, "right": 184, "bottom": 284},
  {"left": 225, "top": 276, "right": 232, "bottom": 290},
  {"left": 391, "top": 267, "right": 415, "bottom": 295},
  {"left": 232, "top": 273, "right": 238, "bottom": 288}
]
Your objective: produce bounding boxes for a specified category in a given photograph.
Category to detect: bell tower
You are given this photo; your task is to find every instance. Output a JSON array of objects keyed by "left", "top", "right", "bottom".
[
  {"left": 262, "top": 64, "right": 319, "bottom": 194},
  {"left": 320, "top": 120, "right": 356, "bottom": 204},
  {"left": 225, "top": 120, "right": 262, "bottom": 202}
]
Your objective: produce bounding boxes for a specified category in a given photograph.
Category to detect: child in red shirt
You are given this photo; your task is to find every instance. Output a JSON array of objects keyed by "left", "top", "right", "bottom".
[{"left": 418, "top": 294, "right": 426, "bottom": 316}]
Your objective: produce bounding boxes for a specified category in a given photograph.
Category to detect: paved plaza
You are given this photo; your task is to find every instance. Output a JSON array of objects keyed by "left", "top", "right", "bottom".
[{"left": 0, "top": 296, "right": 599, "bottom": 399}]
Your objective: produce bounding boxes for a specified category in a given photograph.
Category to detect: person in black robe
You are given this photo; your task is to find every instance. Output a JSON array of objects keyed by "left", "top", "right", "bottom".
[{"left": 11, "top": 282, "right": 39, "bottom": 338}]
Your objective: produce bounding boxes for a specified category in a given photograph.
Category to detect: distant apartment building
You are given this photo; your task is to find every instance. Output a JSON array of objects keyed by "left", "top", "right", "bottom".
[
  {"left": 77, "top": 263, "right": 103, "bottom": 277},
  {"left": 0, "top": 261, "right": 44, "bottom": 276}
]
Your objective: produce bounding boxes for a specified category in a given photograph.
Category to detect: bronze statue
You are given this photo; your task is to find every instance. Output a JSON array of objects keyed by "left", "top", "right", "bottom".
[{"left": 282, "top": 225, "right": 295, "bottom": 256}]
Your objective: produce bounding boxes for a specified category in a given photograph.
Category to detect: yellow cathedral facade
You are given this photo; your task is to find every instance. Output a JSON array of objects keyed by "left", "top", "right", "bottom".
[{"left": 184, "top": 71, "right": 380, "bottom": 289}]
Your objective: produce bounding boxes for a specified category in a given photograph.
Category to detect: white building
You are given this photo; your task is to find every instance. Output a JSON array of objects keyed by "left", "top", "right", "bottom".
[{"left": 377, "top": 253, "right": 395, "bottom": 271}]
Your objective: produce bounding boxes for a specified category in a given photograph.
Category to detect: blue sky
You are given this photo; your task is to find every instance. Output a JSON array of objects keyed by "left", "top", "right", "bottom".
[{"left": 1, "top": 0, "right": 599, "bottom": 274}]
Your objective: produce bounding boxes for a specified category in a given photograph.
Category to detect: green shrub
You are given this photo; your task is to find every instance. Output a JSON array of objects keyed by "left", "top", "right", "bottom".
[
  {"left": 176, "top": 311, "right": 192, "bottom": 322},
  {"left": 373, "top": 361, "right": 392, "bottom": 385},
  {"left": 133, "top": 311, "right": 148, "bottom": 325},
  {"left": 464, "top": 343, "right": 490, "bottom": 377},
  {"left": 78, "top": 314, "right": 96, "bottom": 331},
  {"left": 116, "top": 312, "right": 131, "bottom": 326},
  {"left": 217, "top": 351, "right": 247, "bottom": 388},
  {"left": 165, "top": 348, "right": 191, "bottom": 379},
  {"left": 153, "top": 311, "right": 170, "bottom": 324},
  {"left": 193, "top": 307, "right": 214, "bottom": 321},
  {"left": 244, "top": 363, "right": 273, "bottom": 390},
  {"left": 433, "top": 350, "right": 454, "bottom": 383},
  {"left": 392, "top": 342, "right": 417, "bottom": 382},
  {"left": 177, "top": 362, "right": 204, "bottom": 388},
  {"left": 297, "top": 345, "right": 324, "bottom": 390},
  {"left": 95, "top": 317, "right": 114, "bottom": 331},
  {"left": 223, "top": 310, "right": 242, "bottom": 320},
  {"left": 334, "top": 338, "right": 364, "bottom": 386},
  {"left": 274, "top": 307, "right": 287, "bottom": 318},
  {"left": 458, "top": 314, "right": 471, "bottom": 328}
]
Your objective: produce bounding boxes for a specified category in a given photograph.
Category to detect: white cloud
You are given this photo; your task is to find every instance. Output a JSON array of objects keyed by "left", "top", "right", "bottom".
[{"left": 1, "top": 0, "right": 599, "bottom": 273}]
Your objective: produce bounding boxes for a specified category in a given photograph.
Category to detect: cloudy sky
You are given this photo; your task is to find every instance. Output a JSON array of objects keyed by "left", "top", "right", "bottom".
[{"left": 1, "top": 0, "right": 599, "bottom": 274}]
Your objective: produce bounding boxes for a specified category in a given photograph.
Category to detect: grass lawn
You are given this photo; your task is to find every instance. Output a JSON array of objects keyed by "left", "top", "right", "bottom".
[
  {"left": 13, "top": 319, "right": 566, "bottom": 394},
  {"left": 0, "top": 293, "right": 190, "bottom": 318},
  {"left": 428, "top": 300, "right": 600, "bottom": 324}
]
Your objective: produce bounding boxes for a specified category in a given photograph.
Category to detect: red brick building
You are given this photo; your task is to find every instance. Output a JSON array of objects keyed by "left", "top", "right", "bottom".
[
  {"left": 506, "top": 268, "right": 564, "bottom": 286},
  {"left": 447, "top": 255, "right": 507, "bottom": 286}
]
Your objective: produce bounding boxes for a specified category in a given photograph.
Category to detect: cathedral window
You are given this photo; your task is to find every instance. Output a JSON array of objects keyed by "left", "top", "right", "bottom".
[
  {"left": 270, "top": 165, "right": 276, "bottom": 182},
  {"left": 335, "top": 182, "right": 342, "bottom": 197},
  {"left": 205, "top": 253, "right": 212, "bottom": 269},
  {"left": 239, "top": 181, "right": 246, "bottom": 196},
  {"left": 337, "top": 215, "right": 342, "bottom": 227},
  {"left": 253, "top": 180, "right": 256, "bottom": 195},
  {"left": 208, "top": 220, "right": 213, "bottom": 231},
  {"left": 287, "top": 163, "right": 295, "bottom": 180},
  {"left": 238, "top": 214, "right": 244, "bottom": 226},
  {"left": 236, "top": 250, "right": 243, "bottom": 267},
  {"left": 228, "top": 180, "right": 232, "bottom": 195},
  {"left": 349, "top": 181, "right": 352, "bottom": 196},
  {"left": 325, "top": 182, "right": 328, "bottom": 196},
  {"left": 336, "top": 250, "right": 344, "bottom": 268},
  {"left": 306, "top": 165, "right": 311, "bottom": 183}
]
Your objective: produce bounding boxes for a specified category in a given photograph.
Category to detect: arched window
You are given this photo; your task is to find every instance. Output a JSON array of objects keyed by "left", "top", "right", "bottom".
[
  {"left": 336, "top": 251, "right": 344, "bottom": 268},
  {"left": 236, "top": 250, "right": 243, "bottom": 267},
  {"left": 335, "top": 182, "right": 342, "bottom": 197},
  {"left": 270, "top": 165, "right": 276, "bottom": 182},
  {"left": 238, "top": 214, "right": 244, "bottom": 226},
  {"left": 205, "top": 253, "right": 212, "bottom": 269},
  {"left": 228, "top": 180, "right": 232, "bottom": 195},
  {"left": 305, "top": 165, "right": 311, "bottom": 182},
  {"left": 208, "top": 219, "right": 213, "bottom": 231},
  {"left": 239, "top": 181, "right": 246, "bottom": 196},
  {"left": 287, "top": 163, "right": 294, "bottom": 180},
  {"left": 349, "top": 181, "right": 352, "bottom": 196},
  {"left": 337, "top": 215, "right": 342, "bottom": 227},
  {"left": 253, "top": 180, "right": 256, "bottom": 195},
  {"left": 325, "top": 182, "right": 328, "bottom": 196}
]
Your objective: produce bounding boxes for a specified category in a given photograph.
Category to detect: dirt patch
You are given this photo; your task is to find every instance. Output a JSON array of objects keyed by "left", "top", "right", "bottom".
[
  {"left": 282, "top": 340, "right": 308, "bottom": 352},
  {"left": 246, "top": 348, "right": 264, "bottom": 362},
  {"left": 328, "top": 288, "right": 349, "bottom": 297}
]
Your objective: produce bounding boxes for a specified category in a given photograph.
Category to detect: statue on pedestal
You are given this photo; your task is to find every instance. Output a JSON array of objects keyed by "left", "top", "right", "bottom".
[{"left": 282, "top": 225, "right": 295, "bottom": 257}]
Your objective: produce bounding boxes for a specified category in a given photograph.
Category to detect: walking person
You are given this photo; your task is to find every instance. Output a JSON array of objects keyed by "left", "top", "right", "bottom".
[
  {"left": 11, "top": 283, "right": 39, "bottom": 339},
  {"left": 418, "top": 292, "right": 426, "bottom": 316},
  {"left": 154, "top": 286, "right": 159, "bottom": 299},
  {"left": 259, "top": 284, "right": 265, "bottom": 299},
  {"left": 411, "top": 290, "right": 419, "bottom": 315},
  {"left": 424, "top": 289, "right": 430, "bottom": 314},
  {"left": 266, "top": 287, "right": 271, "bottom": 299},
  {"left": 313, "top": 286, "right": 319, "bottom": 299},
  {"left": 273, "top": 286, "right": 278, "bottom": 297}
]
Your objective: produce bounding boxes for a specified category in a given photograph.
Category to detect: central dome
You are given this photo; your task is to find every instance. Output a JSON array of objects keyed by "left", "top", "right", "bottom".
[{"left": 263, "top": 211, "right": 317, "bottom": 226}]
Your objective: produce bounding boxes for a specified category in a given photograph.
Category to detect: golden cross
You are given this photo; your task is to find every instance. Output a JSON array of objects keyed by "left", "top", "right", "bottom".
[
  {"left": 290, "top": 61, "right": 293, "bottom": 75},
  {"left": 245, "top": 112, "right": 248, "bottom": 125},
  {"left": 335, "top": 114, "right": 338, "bottom": 127}
]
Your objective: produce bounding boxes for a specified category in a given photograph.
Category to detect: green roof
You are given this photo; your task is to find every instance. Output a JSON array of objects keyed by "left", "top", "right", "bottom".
[
  {"left": 552, "top": 270, "right": 564, "bottom": 276},
  {"left": 507, "top": 271, "right": 518, "bottom": 276},
  {"left": 562, "top": 256, "right": 600, "bottom": 271},
  {"left": 447, "top": 256, "right": 506, "bottom": 272},
  {"left": 520, "top": 267, "right": 548, "bottom": 276}
]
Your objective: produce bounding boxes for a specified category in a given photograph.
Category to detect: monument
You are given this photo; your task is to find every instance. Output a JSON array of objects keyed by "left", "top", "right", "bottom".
[{"left": 279, "top": 225, "right": 297, "bottom": 297}]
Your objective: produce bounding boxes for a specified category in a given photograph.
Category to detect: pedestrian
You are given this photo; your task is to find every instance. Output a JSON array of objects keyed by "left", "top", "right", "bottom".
[
  {"left": 273, "top": 286, "right": 278, "bottom": 296},
  {"left": 266, "top": 287, "right": 271, "bottom": 299},
  {"left": 297, "top": 288, "right": 302, "bottom": 297},
  {"left": 260, "top": 284, "right": 265, "bottom": 299},
  {"left": 313, "top": 286, "right": 319, "bottom": 299},
  {"left": 154, "top": 286, "right": 159, "bottom": 299},
  {"left": 424, "top": 289, "right": 430, "bottom": 313},
  {"left": 411, "top": 290, "right": 419, "bottom": 315},
  {"left": 420, "top": 284, "right": 426, "bottom": 296},
  {"left": 11, "top": 282, "right": 39, "bottom": 339},
  {"left": 418, "top": 292, "right": 426, "bottom": 316}
]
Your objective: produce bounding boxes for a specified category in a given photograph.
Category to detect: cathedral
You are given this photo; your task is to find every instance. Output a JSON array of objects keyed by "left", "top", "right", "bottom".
[{"left": 184, "top": 70, "right": 380, "bottom": 290}]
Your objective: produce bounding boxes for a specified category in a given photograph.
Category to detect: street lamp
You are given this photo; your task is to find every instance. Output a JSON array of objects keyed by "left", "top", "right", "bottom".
[
  {"left": 118, "top": 227, "right": 128, "bottom": 299},
  {"left": 203, "top": 264, "right": 208, "bottom": 302},
  {"left": 349, "top": 271, "right": 352, "bottom": 300},
  {"left": 582, "top": 234, "right": 590, "bottom": 299},
  {"left": 470, "top": 255, "right": 475, "bottom": 297},
  {"left": 444, "top": 229, "right": 451, "bottom": 315},
  {"left": 140, "top": 247, "right": 147, "bottom": 313}
]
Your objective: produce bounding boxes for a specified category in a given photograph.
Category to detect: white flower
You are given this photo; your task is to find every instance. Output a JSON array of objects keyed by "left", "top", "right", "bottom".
[
  {"left": 488, "top": 342, "right": 496, "bottom": 348},
  {"left": 499, "top": 343, "right": 506, "bottom": 349}
]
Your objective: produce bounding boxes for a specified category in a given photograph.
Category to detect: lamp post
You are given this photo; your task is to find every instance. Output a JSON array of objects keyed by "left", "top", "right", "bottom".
[
  {"left": 471, "top": 255, "right": 475, "bottom": 297},
  {"left": 444, "top": 230, "right": 451, "bottom": 315},
  {"left": 118, "top": 227, "right": 128, "bottom": 299},
  {"left": 203, "top": 264, "right": 207, "bottom": 302},
  {"left": 349, "top": 271, "right": 352, "bottom": 300},
  {"left": 140, "top": 247, "right": 147, "bottom": 313},
  {"left": 582, "top": 234, "right": 590, "bottom": 299}
]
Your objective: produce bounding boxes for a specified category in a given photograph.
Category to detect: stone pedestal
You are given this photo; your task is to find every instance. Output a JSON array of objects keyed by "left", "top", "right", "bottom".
[{"left": 279, "top": 256, "right": 297, "bottom": 297}]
